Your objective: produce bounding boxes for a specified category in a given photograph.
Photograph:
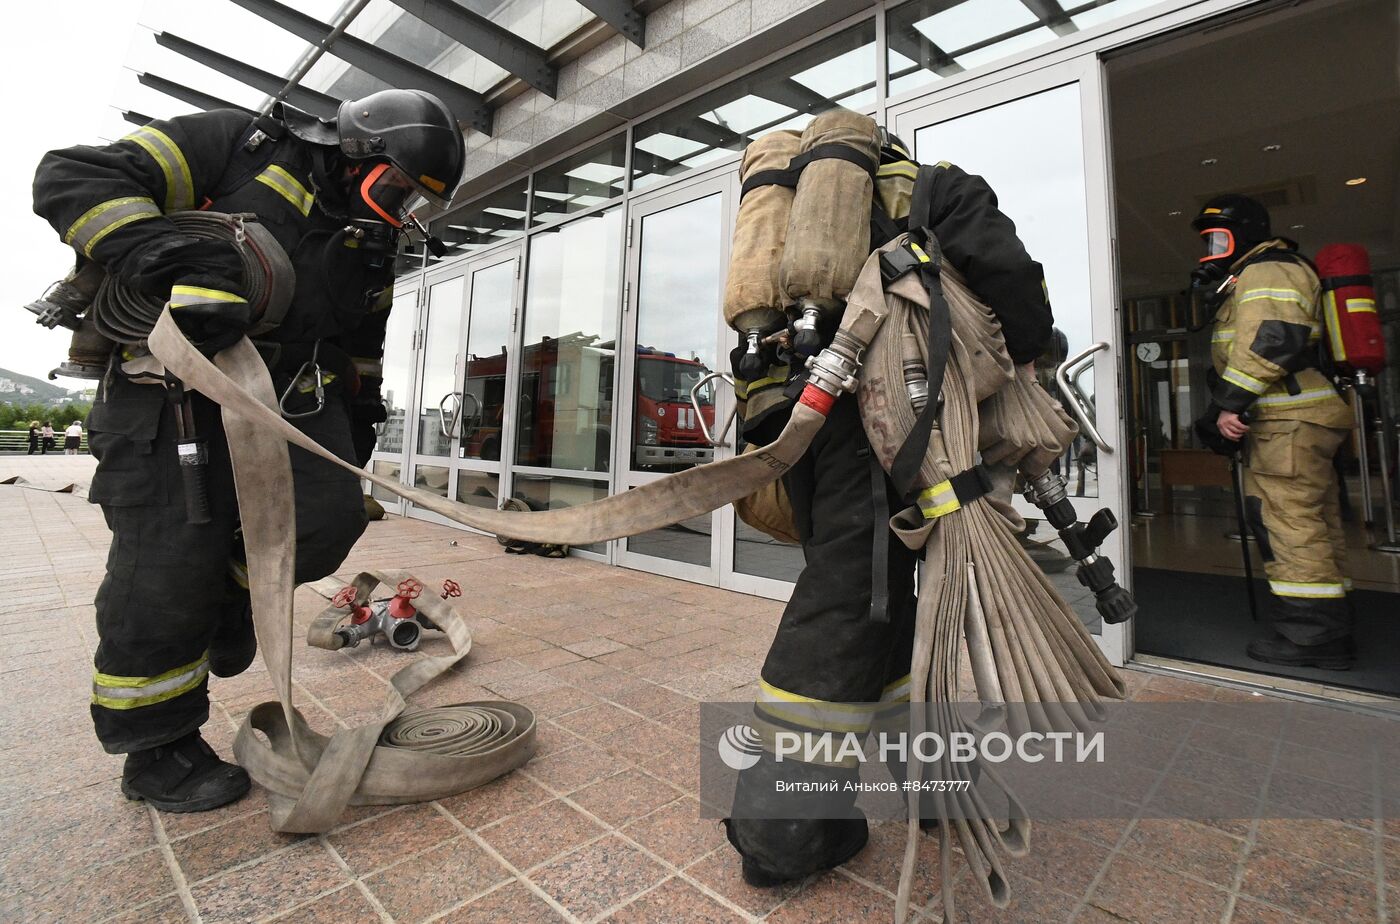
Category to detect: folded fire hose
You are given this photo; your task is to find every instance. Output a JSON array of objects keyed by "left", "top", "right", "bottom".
[{"left": 135, "top": 116, "right": 1125, "bottom": 916}]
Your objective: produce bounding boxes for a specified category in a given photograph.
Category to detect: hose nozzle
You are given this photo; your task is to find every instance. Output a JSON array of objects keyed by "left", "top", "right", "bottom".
[{"left": 1022, "top": 470, "right": 1137, "bottom": 625}]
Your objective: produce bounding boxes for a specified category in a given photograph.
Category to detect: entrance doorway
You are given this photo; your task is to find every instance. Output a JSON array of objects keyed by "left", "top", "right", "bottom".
[{"left": 1106, "top": 0, "right": 1400, "bottom": 695}]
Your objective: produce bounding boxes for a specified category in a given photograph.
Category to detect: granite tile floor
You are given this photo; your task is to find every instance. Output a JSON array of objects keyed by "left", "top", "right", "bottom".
[{"left": 0, "top": 458, "right": 1394, "bottom": 923}]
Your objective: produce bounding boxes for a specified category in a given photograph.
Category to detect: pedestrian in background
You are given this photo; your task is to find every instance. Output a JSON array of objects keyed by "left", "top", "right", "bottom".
[
  {"left": 40, "top": 422, "right": 55, "bottom": 454},
  {"left": 27, "top": 422, "right": 40, "bottom": 455},
  {"left": 64, "top": 420, "right": 83, "bottom": 455}
]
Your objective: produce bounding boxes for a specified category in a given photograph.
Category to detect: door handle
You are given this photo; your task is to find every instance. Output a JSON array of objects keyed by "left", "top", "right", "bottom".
[
  {"left": 1055, "top": 342, "right": 1113, "bottom": 454},
  {"left": 438, "top": 392, "right": 465, "bottom": 439},
  {"left": 691, "top": 371, "right": 737, "bottom": 448}
]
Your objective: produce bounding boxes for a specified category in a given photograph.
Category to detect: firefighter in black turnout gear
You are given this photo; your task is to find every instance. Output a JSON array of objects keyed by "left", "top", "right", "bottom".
[
  {"left": 725, "top": 133, "right": 1054, "bottom": 884},
  {"left": 31, "top": 90, "right": 464, "bottom": 812}
]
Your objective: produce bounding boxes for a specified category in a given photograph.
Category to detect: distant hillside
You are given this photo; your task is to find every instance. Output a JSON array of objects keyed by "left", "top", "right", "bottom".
[{"left": 0, "top": 367, "right": 78, "bottom": 405}]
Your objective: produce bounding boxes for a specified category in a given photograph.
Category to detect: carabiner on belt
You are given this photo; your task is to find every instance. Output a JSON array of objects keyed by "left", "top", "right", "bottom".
[{"left": 279, "top": 341, "right": 327, "bottom": 419}]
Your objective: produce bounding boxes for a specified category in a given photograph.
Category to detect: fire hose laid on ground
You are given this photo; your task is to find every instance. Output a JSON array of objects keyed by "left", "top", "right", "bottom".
[{"left": 57, "top": 109, "right": 1131, "bottom": 915}]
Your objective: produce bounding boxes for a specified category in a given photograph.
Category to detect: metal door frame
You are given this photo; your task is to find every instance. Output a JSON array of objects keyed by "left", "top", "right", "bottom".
[
  {"left": 367, "top": 274, "right": 424, "bottom": 517},
  {"left": 889, "top": 55, "right": 1132, "bottom": 666},
  {"left": 614, "top": 171, "right": 738, "bottom": 584},
  {"left": 405, "top": 245, "right": 523, "bottom": 530}
]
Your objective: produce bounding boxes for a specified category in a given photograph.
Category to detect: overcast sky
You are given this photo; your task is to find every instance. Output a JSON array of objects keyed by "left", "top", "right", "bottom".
[{"left": 0, "top": 0, "right": 346, "bottom": 385}]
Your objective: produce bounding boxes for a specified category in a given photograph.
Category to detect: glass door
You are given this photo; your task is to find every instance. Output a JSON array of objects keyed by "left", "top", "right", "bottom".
[
  {"left": 368, "top": 275, "right": 422, "bottom": 516},
  {"left": 616, "top": 175, "right": 735, "bottom": 582},
  {"left": 892, "top": 57, "right": 1131, "bottom": 665},
  {"left": 405, "top": 246, "right": 521, "bottom": 526}
]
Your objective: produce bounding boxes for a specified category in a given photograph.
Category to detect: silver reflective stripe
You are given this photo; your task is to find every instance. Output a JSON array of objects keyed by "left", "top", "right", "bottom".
[
  {"left": 123, "top": 126, "right": 194, "bottom": 211},
  {"left": 92, "top": 656, "right": 209, "bottom": 709},
  {"left": 1269, "top": 580, "right": 1345, "bottom": 599},
  {"left": 64, "top": 197, "right": 162, "bottom": 257}
]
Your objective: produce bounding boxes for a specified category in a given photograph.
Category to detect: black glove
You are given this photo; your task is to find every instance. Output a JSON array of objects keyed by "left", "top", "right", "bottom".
[
  {"left": 350, "top": 377, "right": 387, "bottom": 468},
  {"left": 1193, "top": 402, "right": 1243, "bottom": 456}
]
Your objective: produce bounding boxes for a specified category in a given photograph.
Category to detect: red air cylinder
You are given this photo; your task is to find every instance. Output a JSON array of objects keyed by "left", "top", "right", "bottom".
[{"left": 1315, "top": 243, "right": 1385, "bottom": 374}]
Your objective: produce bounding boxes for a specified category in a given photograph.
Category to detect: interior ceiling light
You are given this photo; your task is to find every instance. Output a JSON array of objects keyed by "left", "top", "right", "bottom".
[
  {"left": 1201, "top": 157, "right": 1218, "bottom": 166},
  {"left": 1168, "top": 210, "right": 1182, "bottom": 216},
  {"left": 1262, "top": 144, "right": 1282, "bottom": 152},
  {"left": 1345, "top": 177, "right": 1367, "bottom": 186},
  {"left": 1290, "top": 224, "right": 1305, "bottom": 230}
]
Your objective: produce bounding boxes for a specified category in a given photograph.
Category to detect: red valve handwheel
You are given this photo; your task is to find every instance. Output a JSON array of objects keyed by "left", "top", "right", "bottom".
[
  {"left": 396, "top": 578, "right": 423, "bottom": 600},
  {"left": 331, "top": 586, "right": 357, "bottom": 608},
  {"left": 441, "top": 579, "right": 461, "bottom": 598}
]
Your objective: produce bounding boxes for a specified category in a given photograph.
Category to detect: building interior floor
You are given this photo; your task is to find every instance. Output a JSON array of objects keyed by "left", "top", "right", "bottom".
[{"left": 1130, "top": 488, "right": 1400, "bottom": 697}]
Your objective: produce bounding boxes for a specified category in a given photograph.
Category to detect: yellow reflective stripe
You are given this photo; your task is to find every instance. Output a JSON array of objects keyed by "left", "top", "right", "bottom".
[
  {"left": 1238, "top": 287, "right": 1308, "bottom": 309},
  {"left": 877, "top": 161, "right": 918, "bottom": 179},
  {"left": 64, "top": 196, "right": 162, "bottom": 256},
  {"left": 917, "top": 480, "right": 960, "bottom": 519},
  {"left": 255, "top": 164, "right": 315, "bottom": 217},
  {"left": 1222, "top": 366, "right": 1268, "bottom": 395},
  {"left": 92, "top": 653, "right": 209, "bottom": 710},
  {"left": 1346, "top": 298, "right": 1376, "bottom": 313},
  {"left": 733, "top": 373, "right": 788, "bottom": 399},
  {"left": 880, "top": 674, "right": 911, "bottom": 703},
  {"left": 122, "top": 126, "right": 194, "bottom": 211},
  {"left": 353, "top": 358, "right": 383, "bottom": 378},
  {"left": 170, "top": 285, "right": 247, "bottom": 308},
  {"left": 908, "top": 242, "right": 932, "bottom": 264},
  {"left": 1253, "top": 387, "right": 1339, "bottom": 408},
  {"left": 373, "top": 288, "right": 393, "bottom": 311},
  {"left": 1212, "top": 328, "right": 1236, "bottom": 343},
  {"left": 1324, "top": 292, "right": 1347, "bottom": 360},
  {"left": 1269, "top": 580, "right": 1345, "bottom": 599}
]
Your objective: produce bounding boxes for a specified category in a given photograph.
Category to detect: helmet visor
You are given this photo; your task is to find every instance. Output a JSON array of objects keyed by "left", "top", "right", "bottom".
[
  {"left": 1198, "top": 228, "right": 1236, "bottom": 262},
  {"left": 359, "top": 163, "right": 421, "bottom": 227}
]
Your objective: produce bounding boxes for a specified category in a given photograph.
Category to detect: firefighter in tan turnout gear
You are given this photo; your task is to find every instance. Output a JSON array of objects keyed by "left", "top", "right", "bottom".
[{"left": 1192, "top": 195, "right": 1355, "bottom": 669}]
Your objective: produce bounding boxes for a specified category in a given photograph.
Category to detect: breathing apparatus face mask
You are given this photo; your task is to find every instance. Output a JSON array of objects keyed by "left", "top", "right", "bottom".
[
  {"left": 1190, "top": 226, "right": 1237, "bottom": 291},
  {"left": 344, "top": 161, "right": 443, "bottom": 268}
]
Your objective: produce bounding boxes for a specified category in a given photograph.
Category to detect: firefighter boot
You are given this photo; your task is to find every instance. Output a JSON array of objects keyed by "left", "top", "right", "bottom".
[
  {"left": 122, "top": 730, "right": 251, "bottom": 813},
  {"left": 1247, "top": 597, "right": 1355, "bottom": 670},
  {"left": 723, "top": 754, "right": 868, "bottom": 886},
  {"left": 209, "top": 598, "right": 257, "bottom": 678}
]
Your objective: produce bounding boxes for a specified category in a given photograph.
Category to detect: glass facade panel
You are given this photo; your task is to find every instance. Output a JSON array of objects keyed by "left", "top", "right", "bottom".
[
  {"left": 512, "top": 474, "right": 608, "bottom": 553},
  {"left": 461, "top": 260, "right": 516, "bottom": 463},
  {"left": 515, "top": 208, "right": 623, "bottom": 472},
  {"left": 377, "top": 285, "right": 418, "bottom": 456},
  {"left": 414, "top": 464, "right": 451, "bottom": 497},
  {"left": 429, "top": 180, "right": 528, "bottom": 266},
  {"left": 531, "top": 134, "right": 628, "bottom": 224},
  {"left": 630, "top": 194, "right": 724, "bottom": 474},
  {"left": 415, "top": 276, "right": 465, "bottom": 458},
  {"left": 370, "top": 460, "right": 401, "bottom": 503},
  {"left": 455, "top": 471, "right": 501, "bottom": 510},
  {"left": 631, "top": 22, "right": 877, "bottom": 190},
  {"left": 913, "top": 84, "right": 1095, "bottom": 499},
  {"left": 888, "top": 0, "right": 1157, "bottom": 99}
]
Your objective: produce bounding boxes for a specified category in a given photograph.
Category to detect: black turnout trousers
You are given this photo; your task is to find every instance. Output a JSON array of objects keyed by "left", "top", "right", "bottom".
[{"left": 87, "top": 369, "right": 366, "bottom": 753}]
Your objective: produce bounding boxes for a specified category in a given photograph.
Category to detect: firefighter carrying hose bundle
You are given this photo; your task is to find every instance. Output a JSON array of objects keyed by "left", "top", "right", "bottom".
[
  {"left": 722, "top": 112, "right": 1067, "bottom": 885},
  {"left": 1189, "top": 194, "right": 1355, "bottom": 669},
  {"left": 29, "top": 90, "right": 464, "bottom": 812}
]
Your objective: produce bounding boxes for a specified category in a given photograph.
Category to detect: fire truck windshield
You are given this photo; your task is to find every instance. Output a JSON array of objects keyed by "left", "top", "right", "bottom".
[{"left": 637, "top": 356, "right": 713, "bottom": 405}]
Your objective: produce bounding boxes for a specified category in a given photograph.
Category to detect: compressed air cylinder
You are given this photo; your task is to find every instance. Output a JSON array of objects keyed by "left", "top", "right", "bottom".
[
  {"left": 779, "top": 109, "right": 880, "bottom": 354},
  {"left": 724, "top": 130, "right": 803, "bottom": 335}
]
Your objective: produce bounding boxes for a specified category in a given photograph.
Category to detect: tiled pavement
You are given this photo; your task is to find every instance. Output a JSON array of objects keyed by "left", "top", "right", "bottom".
[{"left": 0, "top": 457, "right": 1395, "bottom": 923}]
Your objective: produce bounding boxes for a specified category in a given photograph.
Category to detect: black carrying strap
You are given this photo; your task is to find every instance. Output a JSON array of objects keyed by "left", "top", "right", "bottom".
[
  {"left": 864, "top": 446, "right": 891, "bottom": 624},
  {"left": 886, "top": 230, "right": 953, "bottom": 499},
  {"left": 739, "top": 143, "right": 877, "bottom": 198},
  {"left": 1320, "top": 274, "right": 1371, "bottom": 290}
]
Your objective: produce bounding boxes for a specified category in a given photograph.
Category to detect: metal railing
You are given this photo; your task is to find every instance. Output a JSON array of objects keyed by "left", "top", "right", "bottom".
[{"left": 0, "top": 430, "right": 89, "bottom": 455}]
